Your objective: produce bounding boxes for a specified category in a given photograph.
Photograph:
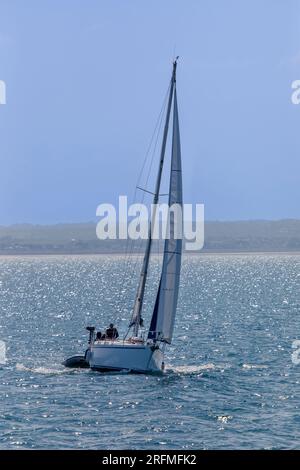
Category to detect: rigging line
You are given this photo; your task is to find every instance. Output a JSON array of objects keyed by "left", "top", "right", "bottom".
[
  {"left": 112, "top": 82, "right": 171, "bottom": 327},
  {"left": 128, "top": 101, "right": 166, "bottom": 262},
  {"left": 121, "top": 150, "right": 164, "bottom": 331},
  {"left": 119, "top": 104, "right": 165, "bottom": 300},
  {"left": 113, "top": 83, "right": 170, "bottom": 299},
  {"left": 136, "top": 82, "right": 171, "bottom": 187},
  {"left": 125, "top": 101, "right": 167, "bottom": 329},
  {"left": 119, "top": 81, "right": 169, "bottom": 279},
  {"left": 124, "top": 104, "right": 165, "bottom": 267},
  {"left": 118, "top": 81, "right": 170, "bottom": 272},
  {"left": 136, "top": 187, "right": 169, "bottom": 197}
]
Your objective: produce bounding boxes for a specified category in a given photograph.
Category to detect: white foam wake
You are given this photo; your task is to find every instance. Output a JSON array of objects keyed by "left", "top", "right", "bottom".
[
  {"left": 242, "top": 363, "right": 268, "bottom": 370},
  {"left": 15, "top": 363, "right": 70, "bottom": 375},
  {"left": 167, "top": 363, "right": 216, "bottom": 374}
]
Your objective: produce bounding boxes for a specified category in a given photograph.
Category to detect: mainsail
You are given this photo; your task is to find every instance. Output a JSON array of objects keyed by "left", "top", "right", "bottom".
[{"left": 148, "top": 86, "right": 183, "bottom": 343}]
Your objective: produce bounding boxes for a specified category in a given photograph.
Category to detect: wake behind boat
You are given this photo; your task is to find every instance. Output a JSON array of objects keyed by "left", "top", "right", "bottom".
[{"left": 64, "top": 59, "right": 183, "bottom": 373}]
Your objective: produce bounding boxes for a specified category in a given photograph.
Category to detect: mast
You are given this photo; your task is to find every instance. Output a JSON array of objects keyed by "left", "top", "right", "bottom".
[{"left": 130, "top": 60, "right": 178, "bottom": 336}]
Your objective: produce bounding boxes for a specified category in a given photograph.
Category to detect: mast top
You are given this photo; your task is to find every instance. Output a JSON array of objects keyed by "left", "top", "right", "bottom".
[{"left": 173, "top": 56, "right": 179, "bottom": 82}]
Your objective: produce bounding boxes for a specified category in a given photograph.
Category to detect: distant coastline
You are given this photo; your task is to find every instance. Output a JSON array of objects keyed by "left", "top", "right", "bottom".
[
  {"left": 0, "top": 220, "right": 300, "bottom": 255},
  {"left": 0, "top": 252, "right": 300, "bottom": 259}
]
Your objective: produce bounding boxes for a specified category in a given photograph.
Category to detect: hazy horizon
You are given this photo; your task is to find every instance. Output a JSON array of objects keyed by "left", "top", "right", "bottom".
[
  {"left": 1, "top": 217, "right": 300, "bottom": 228},
  {"left": 1, "top": 219, "right": 299, "bottom": 255}
]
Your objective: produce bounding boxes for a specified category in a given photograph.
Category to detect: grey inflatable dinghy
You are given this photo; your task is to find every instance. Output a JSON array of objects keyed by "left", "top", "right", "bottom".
[{"left": 63, "top": 354, "right": 89, "bottom": 368}]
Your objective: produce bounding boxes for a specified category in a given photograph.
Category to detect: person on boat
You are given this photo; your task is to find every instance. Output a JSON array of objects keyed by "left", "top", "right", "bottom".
[
  {"left": 105, "top": 323, "right": 119, "bottom": 340},
  {"left": 95, "top": 331, "right": 104, "bottom": 341}
]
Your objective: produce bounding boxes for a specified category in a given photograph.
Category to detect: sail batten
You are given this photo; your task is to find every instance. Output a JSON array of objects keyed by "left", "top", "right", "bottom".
[{"left": 147, "top": 86, "right": 183, "bottom": 344}]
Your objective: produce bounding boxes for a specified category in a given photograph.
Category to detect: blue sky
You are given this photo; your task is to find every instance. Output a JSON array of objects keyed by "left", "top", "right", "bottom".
[{"left": 0, "top": 0, "right": 299, "bottom": 224}]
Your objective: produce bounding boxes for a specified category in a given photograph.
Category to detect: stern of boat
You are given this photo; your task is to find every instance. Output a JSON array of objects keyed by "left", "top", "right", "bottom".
[{"left": 89, "top": 341, "right": 163, "bottom": 373}]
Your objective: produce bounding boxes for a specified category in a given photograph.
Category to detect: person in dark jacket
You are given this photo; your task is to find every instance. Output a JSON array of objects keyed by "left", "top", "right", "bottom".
[
  {"left": 105, "top": 323, "right": 119, "bottom": 340},
  {"left": 95, "top": 331, "right": 103, "bottom": 341}
]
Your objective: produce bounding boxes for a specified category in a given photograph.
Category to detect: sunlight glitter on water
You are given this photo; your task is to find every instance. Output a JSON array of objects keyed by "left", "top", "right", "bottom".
[{"left": 0, "top": 254, "right": 300, "bottom": 449}]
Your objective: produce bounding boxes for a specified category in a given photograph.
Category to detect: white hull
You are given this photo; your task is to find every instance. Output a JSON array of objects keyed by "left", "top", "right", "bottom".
[{"left": 88, "top": 341, "right": 164, "bottom": 373}]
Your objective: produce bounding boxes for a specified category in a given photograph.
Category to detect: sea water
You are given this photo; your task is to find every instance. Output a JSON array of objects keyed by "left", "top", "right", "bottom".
[{"left": 0, "top": 254, "right": 299, "bottom": 449}]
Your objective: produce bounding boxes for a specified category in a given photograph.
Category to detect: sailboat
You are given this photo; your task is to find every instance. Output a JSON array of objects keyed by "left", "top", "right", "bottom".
[{"left": 64, "top": 59, "right": 182, "bottom": 373}]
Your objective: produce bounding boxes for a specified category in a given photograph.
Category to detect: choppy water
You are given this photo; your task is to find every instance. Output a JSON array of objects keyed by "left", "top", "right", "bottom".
[{"left": 0, "top": 253, "right": 299, "bottom": 449}]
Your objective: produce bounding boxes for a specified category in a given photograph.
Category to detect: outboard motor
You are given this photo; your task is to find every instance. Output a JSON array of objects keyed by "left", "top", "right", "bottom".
[{"left": 86, "top": 326, "right": 95, "bottom": 344}]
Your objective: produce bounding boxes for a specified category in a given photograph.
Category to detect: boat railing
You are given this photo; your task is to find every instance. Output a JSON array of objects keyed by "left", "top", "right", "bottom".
[
  {"left": 93, "top": 336, "right": 146, "bottom": 346},
  {"left": 93, "top": 327, "right": 146, "bottom": 346}
]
